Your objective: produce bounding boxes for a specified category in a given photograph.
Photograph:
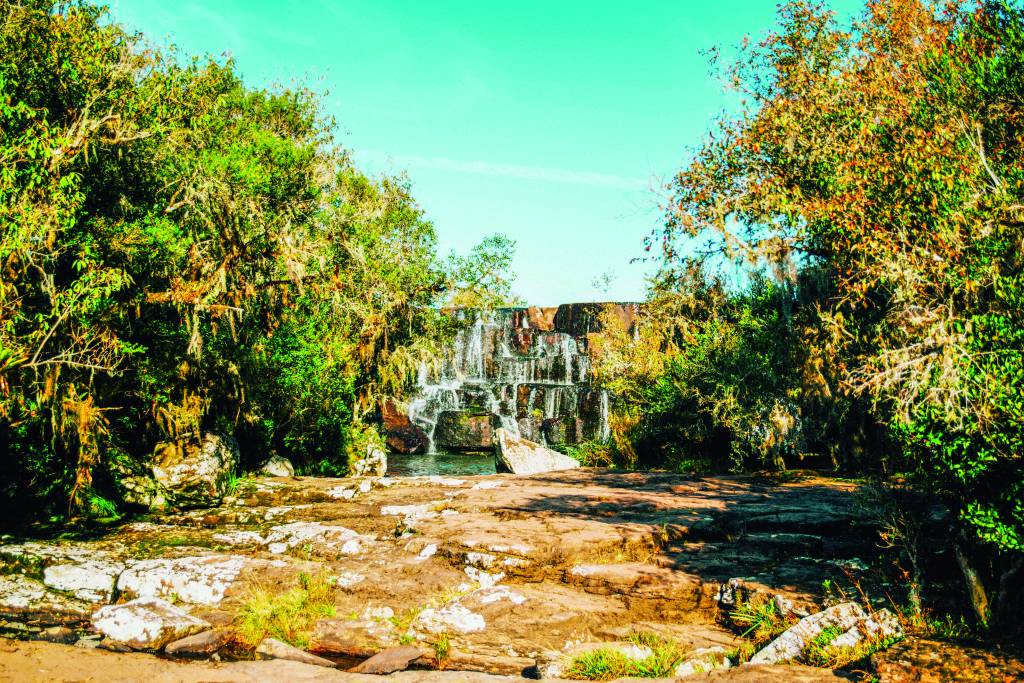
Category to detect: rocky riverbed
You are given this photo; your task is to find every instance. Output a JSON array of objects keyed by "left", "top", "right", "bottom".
[{"left": 0, "top": 470, "right": 1019, "bottom": 682}]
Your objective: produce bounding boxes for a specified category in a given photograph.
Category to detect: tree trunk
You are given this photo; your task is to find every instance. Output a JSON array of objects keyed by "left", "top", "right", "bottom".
[{"left": 954, "top": 541, "right": 990, "bottom": 628}]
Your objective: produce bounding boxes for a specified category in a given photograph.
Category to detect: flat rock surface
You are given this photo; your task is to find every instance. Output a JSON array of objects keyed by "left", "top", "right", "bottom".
[{"left": 0, "top": 469, "right": 990, "bottom": 681}]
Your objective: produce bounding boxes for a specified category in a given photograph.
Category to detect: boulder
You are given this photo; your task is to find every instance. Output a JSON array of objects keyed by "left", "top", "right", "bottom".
[
  {"left": 150, "top": 433, "right": 239, "bottom": 509},
  {"left": 349, "top": 442, "right": 387, "bottom": 477},
  {"left": 91, "top": 598, "right": 210, "bottom": 650},
  {"left": 749, "top": 602, "right": 902, "bottom": 665},
  {"left": 434, "top": 411, "right": 496, "bottom": 451},
  {"left": 256, "top": 637, "right": 336, "bottom": 668},
  {"left": 493, "top": 429, "right": 581, "bottom": 475},
  {"left": 348, "top": 645, "right": 425, "bottom": 674},
  {"left": 674, "top": 646, "right": 733, "bottom": 676},
  {"left": 382, "top": 399, "right": 429, "bottom": 455},
  {"left": 257, "top": 455, "right": 294, "bottom": 478},
  {"left": 164, "top": 628, "right": 229, "bottom": 657}
]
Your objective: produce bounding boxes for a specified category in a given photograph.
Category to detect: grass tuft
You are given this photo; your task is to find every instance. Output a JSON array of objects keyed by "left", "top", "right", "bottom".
[
  {"left": 727, "top": 593, "right": 796, "bottom": 647},
  {"left": 563, "top": 633, "right": 689, "bottom": 680},
  {"left": 233, "top": 571, "right": 336, "bottom": 650}
]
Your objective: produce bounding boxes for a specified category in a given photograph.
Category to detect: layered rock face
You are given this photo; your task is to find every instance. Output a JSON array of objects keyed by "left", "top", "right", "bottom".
[{"left": 402, "top": 303, "right": 639, "bottom": 453}]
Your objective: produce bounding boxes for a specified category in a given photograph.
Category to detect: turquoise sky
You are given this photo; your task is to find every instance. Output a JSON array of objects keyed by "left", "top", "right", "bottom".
[{"left": 112, "top": 0, "right": 863, "bottom": 305}]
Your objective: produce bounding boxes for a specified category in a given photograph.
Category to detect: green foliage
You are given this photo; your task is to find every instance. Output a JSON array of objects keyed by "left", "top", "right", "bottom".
[
  {"left": 800, "top": 625, "right": 901, "bottom": 669},
  {"left": 727, "top": 593, "right": 796, "bottom": 648},
  {"left": 563, "top": 633, "right": 690, "bottom": 680},
  {"left": 0, "top": 0, "right": 517, "bottom": 519},
  {"left": 234, "top": 572, "right": 337, "bottom": 650}
]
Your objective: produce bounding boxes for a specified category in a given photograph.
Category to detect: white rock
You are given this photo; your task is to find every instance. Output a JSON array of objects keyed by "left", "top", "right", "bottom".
[
  {"left": 43, "top": 559, "right": 123, "bottom": 603},
  {"left": 417, "top": 544, "right": 438, "bottom": 561},
  {"left": 212, "top": 530, "right": 265, "bottom": 546},
  {"left": 493, "top": 429, "right": 580, "bottom": 475},
  {"left": 465, "top": 552, "right": 497, "bottom": 568},
  {"left": 464, "top": 566, "right": 504, "bottom": 589},
  {"left": 263, "top": 522, "right": 364, "bottom": 555},
  {"left": 674, "top": 646, "right": 733, "bottom": 677},
  {"left": 336, "top": 571, "right": 365, "bottom": 588},
  {"left": 151, "top": 432, "right": 239, "bottom": 509},
  {"left": 471, "top": 480, "right": 502, "bottom": 490},
  {"left": 415, "top": 603, "right": 485, "bottom": 634},
  {"left": 426, "top": 476, "right": 467, "bottom": 487},
  {"left": 363, "top": 605, "right": 394, "bottom": 620},
  {"left": 328, "top": 487, "right": 356, "bottom": 500},
  {"left": 476, "top": 586, "right": 526, "bottom": 606},
  {"left": 0, "top": 575, "right": 90, "bottom": 616},
  {"left": 358, "top": 480, "right": 372, "bottom": 494},
  {"left": 92, "top": 598, "right": 209, "bottom": 650},
  {"left": 748, "top": 602, "right": 902, "bottom": 665},
  {"left": 258, "top": 455, "right": 294, "bottom": 478},
  {"left": 117, "top": 556, "right": 245, "bottom": 606}
]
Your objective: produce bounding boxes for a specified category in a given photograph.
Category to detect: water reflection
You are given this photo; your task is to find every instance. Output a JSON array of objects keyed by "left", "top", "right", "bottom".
[{"left": 387, "top": 450, "right": 496, "bottom": 477}]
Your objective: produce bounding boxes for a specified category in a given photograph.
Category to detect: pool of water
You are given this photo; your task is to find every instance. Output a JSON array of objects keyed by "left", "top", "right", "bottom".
[{"left": 387, "top": 450, "right": 496, "bottom": 477}]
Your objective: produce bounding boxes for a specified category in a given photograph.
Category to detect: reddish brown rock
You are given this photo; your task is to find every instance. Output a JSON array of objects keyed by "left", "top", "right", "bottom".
[
  {"left": 382, "top": 399, "right": 428, "bottom": 455},
  {"left": 871, "top": 637, "right": 1024, "bottom": 682},
  {"left": 554, "top": 302, "right": 640, "bottom": 338}
]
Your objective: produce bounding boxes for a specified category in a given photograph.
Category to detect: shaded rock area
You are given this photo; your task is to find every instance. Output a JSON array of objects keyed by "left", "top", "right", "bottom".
[
  {"left": 0, "top": 470, "right": 1018, "bottom": 682},
  {"left": 117, "top": 432, "right": 239, "bottom": 510}
]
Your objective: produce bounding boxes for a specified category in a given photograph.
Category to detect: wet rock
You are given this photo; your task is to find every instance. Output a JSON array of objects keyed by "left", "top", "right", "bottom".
[
  {"left": 117, "top": 556, "right": 245, "bottom": 606},
  {"left": 674, "top": 646, "right": 733, "bottom": 676},
  {"left": 258, "top": 455, "right": 294, "bottom": 477},
  {"left": 493, "top": 428, "right": 580, "bottom": 475},
  {"left": 150, "top": 433, "right": 239, "bottom": 509},
  {"left": 164, "top": 628, "right": 229, "bottom": 657},
  {"left": 749, "top": 602, "right": 901, "bottom": 665},
  {"left": 256, "top": 637, "right": 336, "bottom": 668},
  {"left": 382, "top": 399, "right": 429, "bottom": 455},
  {"left": 92, "top": 597, "right": 210, "bottom": 650},
  {"left": 435, "top": 411, "right": 496, "bottom": 451},
  {"left": 349, "top": 645, "right": 425, "bottom": 674},
  {"left": 42, "top": 558, "right": 123, "bottom": 603}
]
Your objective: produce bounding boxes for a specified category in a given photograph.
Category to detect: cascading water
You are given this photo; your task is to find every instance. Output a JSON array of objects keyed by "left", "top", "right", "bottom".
[{"left": 405, "top": 304, "right": 638, "bottom": 454}]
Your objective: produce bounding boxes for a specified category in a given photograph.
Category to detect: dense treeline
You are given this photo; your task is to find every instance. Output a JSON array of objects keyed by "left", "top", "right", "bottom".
[
  {"left": 0, "top": 1, "right": 513, "bottom": 521},
  {"left": 590, "top": 0, "right": 1023, "bottom": 631}
]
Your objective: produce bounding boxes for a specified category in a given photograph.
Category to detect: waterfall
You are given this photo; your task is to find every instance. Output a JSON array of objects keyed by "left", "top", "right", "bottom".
[{"left": 404, "top": 304, "right": 638, "bottom": 453}]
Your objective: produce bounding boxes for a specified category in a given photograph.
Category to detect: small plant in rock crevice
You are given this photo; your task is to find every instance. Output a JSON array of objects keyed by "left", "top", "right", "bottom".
[
  {"left": 234, "top": 571, "right": 337, "bottom": 650},
  {"left": 800, "top": 624, "right": 902, "bottom": 669},
  {"left": 433, "top": 633, "right": 451, "bottom": 667},
  {"left": 563, "top": 632, "right": 690, "bottom": 680},
  {"left": 727, "top": 593, "right": 796, "bottom": 648}
]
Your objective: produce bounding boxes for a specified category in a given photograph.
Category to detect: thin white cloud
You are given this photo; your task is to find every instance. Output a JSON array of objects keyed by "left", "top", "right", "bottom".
[{"left": 361, "top": 151, "right": 648, "bottom": 191}]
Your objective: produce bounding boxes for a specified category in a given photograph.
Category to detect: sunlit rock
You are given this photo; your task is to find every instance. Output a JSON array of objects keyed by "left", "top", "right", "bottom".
[
  {"left": 92, "top": 598, "right": 209, "bottom": 650},
  {"left": 493, "top": 428, "right": 580, "bottom": 475}
]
